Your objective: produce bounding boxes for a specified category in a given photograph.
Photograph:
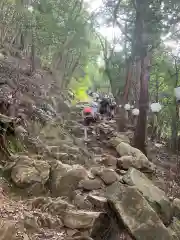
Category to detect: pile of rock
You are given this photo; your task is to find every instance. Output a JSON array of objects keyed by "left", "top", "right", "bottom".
[
  {"left": 2, "top": 98, "right": 180, "bottom": 240},
  {"left": 3, "top": 131, "right": 180, "bottom": 239},
  {"left": 88, "top": 135, "right": 180, "bottom": 239}
]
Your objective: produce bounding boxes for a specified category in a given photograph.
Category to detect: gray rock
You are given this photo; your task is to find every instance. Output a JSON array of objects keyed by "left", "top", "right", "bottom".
[
  {"left": 116, "top": 142, "right": 155, "bottom": 173},
  {"left": 63, "top": 210, "right": 101, "bottom": 229},
  {"left": 11, "top": 156, "right": 50, "bottom": 188},
  {"left": 105, "top": 182, "right": 173, "bottom": 240},
  {"left": 79, "top": 179, "right": 103, "bottom": 190},
  {"left": 123, "top": 168, "right": 173, "bottom": 224},
  {"left": 50, "top": 163, "right": 88, "bottom": 199},
  {"left": 99, "top": 168, "right": 117, "bottom": 185},
  {"left": 87, "top": 194, "right": 107, "bottom": 210}
]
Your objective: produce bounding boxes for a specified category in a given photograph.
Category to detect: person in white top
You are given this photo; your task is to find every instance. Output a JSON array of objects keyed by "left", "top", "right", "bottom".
[{"left": 91, "top": 101, "right": 99, "bottom": 117}]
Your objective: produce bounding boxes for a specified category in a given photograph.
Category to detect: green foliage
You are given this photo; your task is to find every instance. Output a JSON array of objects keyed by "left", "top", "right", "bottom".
[
  {"left": 98, "top": 0, "right": 180, "bottom": 143},
  {"left": 7, "top": 136, "right": 25, "bottom": 153},
  {"left": 149, "top": 46, "right": 180, "bottom": 139},
  {"left": 0, "top": 0, "right": 102, "bottom": 90},
  {"left": 70, "top": 73, "right": 91, "bottom": 102},
  {"left": 105, "top": 51, "right": 126, "bottom": 96},
  {"left": 3, "top": 0, "right": 180, "bottom": 143}
]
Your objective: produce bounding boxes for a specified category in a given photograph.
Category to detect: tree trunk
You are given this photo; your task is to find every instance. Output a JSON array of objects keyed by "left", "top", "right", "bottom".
[
  {"left": 133, "top": 0, "right": 149, "bottom": 155},
  {"left": 30, "top": 31, "right": 35, "bottom": 73},
  {"left": 115, "top": 58, "right": 133, "bottom": 132},
  {"left": 134, "top": 54, "right": 150, "bottom": 155},
  {"left": 171, "top": 107, "right": 178, "bottom": 151},
  {"left": 171, "top": 58, "right": 179, "bottom": 152}
]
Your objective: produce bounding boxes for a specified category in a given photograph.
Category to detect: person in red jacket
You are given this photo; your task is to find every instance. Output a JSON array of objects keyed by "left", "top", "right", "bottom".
[{"left": 82, "top": 106, "right": 98, "bottom": 140}]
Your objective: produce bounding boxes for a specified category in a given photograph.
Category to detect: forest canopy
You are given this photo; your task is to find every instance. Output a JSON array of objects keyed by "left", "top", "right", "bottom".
[{"left": 1, "top": 0, "right": 180, "bottom": 152}]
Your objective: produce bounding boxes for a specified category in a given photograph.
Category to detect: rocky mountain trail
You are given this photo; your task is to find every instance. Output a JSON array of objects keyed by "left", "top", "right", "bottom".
[
  {"left": 0, "top": 57, "right": 179, "bottom": 239},
  {"left": 1, "top": 120, "right": 178, "bottom": 239}
]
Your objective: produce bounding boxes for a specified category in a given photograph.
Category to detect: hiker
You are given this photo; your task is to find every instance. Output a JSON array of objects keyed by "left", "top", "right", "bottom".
[
  {"left": 82, "top": 105, "right": 98, "bottom": 140},
  {"left": 92, "top": 92, "right": 99, "bottom": 101},
  {"left": 91, "top": 101, "right": 99, "bottom": 117},
  {"left": 109, "top": 99, "right": 116, "bottom": 119},
  {"left": 87, "top": 90, "right": 93, "bottom": 97},
  {"left": 99, "top": 97, "right": 110, "bottom": 120},
  {"left": 68, "top": 89, "right": 74, "bottom": 100}
]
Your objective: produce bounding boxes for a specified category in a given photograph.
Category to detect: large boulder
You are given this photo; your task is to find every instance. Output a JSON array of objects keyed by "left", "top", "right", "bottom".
[
  {"left": 63, "top": 210, "right": 101, "bottom": 229},
  {"left": 79, "top": 179, "right": 103, "bottom": 190},
  {"left": 116, "top": 142, "right": 155, "bottom": 172},
  {"left": 109, "top": 135, "right": 130, "bottom": 147},
  {"left": 50, "top": 162, "right": 88, "bottom": 199},
  {"left": 105, "top": 182, "right": 173, "bottom": 240},
  {"left": 117, "top": 155, "right": 155, "bottom": 172},
  {"left": 91, "top": 166, "right": 117, "bottom": 185},
  {"left": 99, "top": 168, "right": 117, "bottom": 185},
  {"left": 116, "top": 142, "right": 143, "bottom": 157},
  {"left": 123, "top": 168, "right": 173, "bottom": 224},
  {"left": 117, "top": 156, "right": 135, "bottom": 169},
  {"left": 11, "top": 156, "right": 50, "bottom": 187}
]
